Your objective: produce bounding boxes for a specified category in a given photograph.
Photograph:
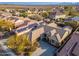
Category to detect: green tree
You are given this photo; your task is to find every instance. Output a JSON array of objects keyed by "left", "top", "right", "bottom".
[
  {"left": 7, "top": 34, "right": 32, "bottom": 55},
  {"left": 7, "top": 35, "right": 17, "bottom": 49},
  {"left": 64, "top": 21, "right": 79, "bottom": 29},
  {"left": 28, "top": 14, "right": 43, "bottom": 21},
  {"left": 19, "top": 12, "right": 27, "bottom": 18},
  {"left": 7, "top": 34, "right": 39, "bottom": 55},
  {"left": 0, "top": 19, "right": 15, "bottom": 31},
  {"left": 41, "top": 12, "right": 49, "bottom": 18}
]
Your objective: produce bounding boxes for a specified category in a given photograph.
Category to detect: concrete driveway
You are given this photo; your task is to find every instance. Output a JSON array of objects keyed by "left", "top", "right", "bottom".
[
  {"left": 32, "top": 40, "right": 57, "bottom": 56},
  {"left": 0, "top": 39, "right": 16, "bottom": 56}
]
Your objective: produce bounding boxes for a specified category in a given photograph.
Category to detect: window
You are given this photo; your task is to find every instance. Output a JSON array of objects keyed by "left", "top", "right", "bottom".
[
  {"left": 51, "top": 40, "right": 54, "bottom": 43},
  {"left": 56, "top": 33, "right": 61, "bottom": 42}
]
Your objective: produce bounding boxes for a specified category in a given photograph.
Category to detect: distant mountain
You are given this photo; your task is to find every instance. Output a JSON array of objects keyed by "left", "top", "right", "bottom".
[
  {"left": 57, "top": 2, "right": 79, "bottom": 5},
  {"left": 0, "top": 2, "right": 79, "bottom": 5}
]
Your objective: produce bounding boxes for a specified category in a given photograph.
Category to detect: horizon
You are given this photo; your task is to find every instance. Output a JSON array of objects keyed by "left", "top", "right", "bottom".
[{"left": 0, "top": 2, "right": 79, "bottom": 5}]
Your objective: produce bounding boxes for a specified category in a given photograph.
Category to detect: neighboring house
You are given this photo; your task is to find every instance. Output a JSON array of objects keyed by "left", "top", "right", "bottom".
[
  {"left": 5, "top": 9, "right": 10, "bottom": 13},
  {"left": 44, "top": 18, "right": 51, "bottom": 23},
  {"left": 64, "top": 16, "right": 79, "bottom": 24},
  {"left": 37, "top": 20, "right": 46, "bottom": 26},
  {"left": 15, "top": 27, "right": 32, "bottom": 36},
  {"left": 14, "top": 20, "right": 39, "bottom": 36},
  {"left": 14, "top": 19, "right": 45, "bottom": 44},
  {"left": 15, "top": 24, "right": 44, "bottom": 44},
  {"left": 27, "top": 10, "right": 32, "bottom": 14},
  {"left": 13, "top": 20, "right": 44, "bottom": 44},
  {"left": 6, "top": 17, "right": 31, "bottom": 28},
  {"left": 64, "top": 16, "right": 79, "bottom": 23},
  {"left": 33, "top": 9, "right": 38, "bottom": 14},
  {"left": 0, "top": 32, "right": 4, "bottom": 39},
  {"left": 48, "top": 13, "right": 56, "bottom": 20},
  {"left": 42, "top": 23, "right": 72, "bottom": 47},
  {"left": 6, "top": 16, "right": 25, "bottom": 28},
  {"left": 71, "top": 16, "right": 79, "bottom": 21},
  {"left": 51, "top": 8, "right": 66, "bottom": 21},
  {"left": 57, "top": 32, "right": 79, "bottom": 56},
  {"left": 14, "top": 12, "right": 20, "bottom": 16},
  {"left": 76, "top": 6, "right": 79, "bottom": 11},
  {"left": 0, "top": 16, "right": 26, "bottom": 28},
  {"left": 0, "top": 15, "right": 7, "bottom": 20},
  {"left": 64, "top": 17, "right": 72, "bottom": 22},
  {"left": 14, "top": 20, "right": 25, "bottom": 28},
  {"left": 1, "top": 12, "right": 12, "bottom": 16},
  {"left": 55, "top": 14, "right": 66, "bottom": 20}
]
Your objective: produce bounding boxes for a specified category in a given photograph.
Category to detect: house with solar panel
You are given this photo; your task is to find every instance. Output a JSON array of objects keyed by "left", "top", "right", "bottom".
[
  {"left": 1, "top": 16, "right": 32, "bottom": 29},
  {"left": 0, "top": 16, "right": 24, "bottom": 27},
  {"left": 14, "top": 22, "right": 45, "bottom": 44},
  {"left": 14, "top": 19, "right": 40, "bottom": 36},
  {"left": 0, "top": 32, "right": 4, "bottom": 39},
  {"left": 11, "top": 19, "right": 45, "bottom": 44},
  {"left": 51, "top": 7, "right": 66, "bottom": 22},
  {"left": 64, "top": 16, "right": 79, "bottom": 22},
  {"left": 6, "top": 16, "right": 25, "bottom": 28},
  {"left": 42, "top": 23, "right": 72, "bottom": 47},
  {"left": 1, "top": 12, "right": 12, "bottom": 16}
]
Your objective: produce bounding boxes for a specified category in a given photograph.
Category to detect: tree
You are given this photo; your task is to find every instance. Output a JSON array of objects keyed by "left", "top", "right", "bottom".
[
  {"left": 18, "top": 9, "right": 26, "bottom": 13},
  {"left": 64, "top": 21, "right": 79, "bottom": 29},
  {"left": 5, "top": 21, "right": 15, "bottom": 31},
  {"left": 19, "top": 12, "right": 27, "bottom": 18},
  {"left": 7, "top": 34, "right": 30, "bottom": 48},
  {"left": 7, "top": 34, "right": 39, "bottom": 55},
  {"left": 0, "top": 20, "right": 4, "bottom": 28},
  {"left": 64, "top": 6, "right": 79, "bottom": 17},
  {"left": 28, "top": 14, "right": 43, "bottom": 21},
  {"left": 40, "top": 12, "right": 49, "bottom": 18},
  {"left": 7, "top": 34, "right": 32, "bottom": 55},
  {"left": 7, "top": 35, "right": 17, "bottom": 49},
  {"left": 0, "top": 19, "right": 15, "bottom": 31}
]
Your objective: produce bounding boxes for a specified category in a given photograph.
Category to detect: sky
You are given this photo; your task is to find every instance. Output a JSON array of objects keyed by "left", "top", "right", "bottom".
[{"left": 0, "top": 2, "right": 78, "bottom": 5}]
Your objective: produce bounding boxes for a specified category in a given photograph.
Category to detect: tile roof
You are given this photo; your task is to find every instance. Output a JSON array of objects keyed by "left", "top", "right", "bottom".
[
  {"left": 0, "top": 32, "right": 4, "bottom": 36},
  {"left": 72, "top": 43, "right": 79, "bottom": 56},
  {"left": 57, "top": 32, "right": 79, "bottom": 56},
  {"left": 44, "top": 23, "right": 72, "bottom": 46}
]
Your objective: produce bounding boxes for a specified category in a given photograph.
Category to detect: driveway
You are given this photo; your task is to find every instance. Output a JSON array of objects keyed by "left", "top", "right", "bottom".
[
  {"left": 0, "top": 39, "right": 16, "bottom": 56},
  {"left": 32, "top": 40, "right": 57, "bottom": 56}
]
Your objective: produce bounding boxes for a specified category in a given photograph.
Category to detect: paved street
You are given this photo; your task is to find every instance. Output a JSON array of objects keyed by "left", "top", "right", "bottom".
[{"left": 32, "top": 40, "right": 57, "bottom": 56}]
